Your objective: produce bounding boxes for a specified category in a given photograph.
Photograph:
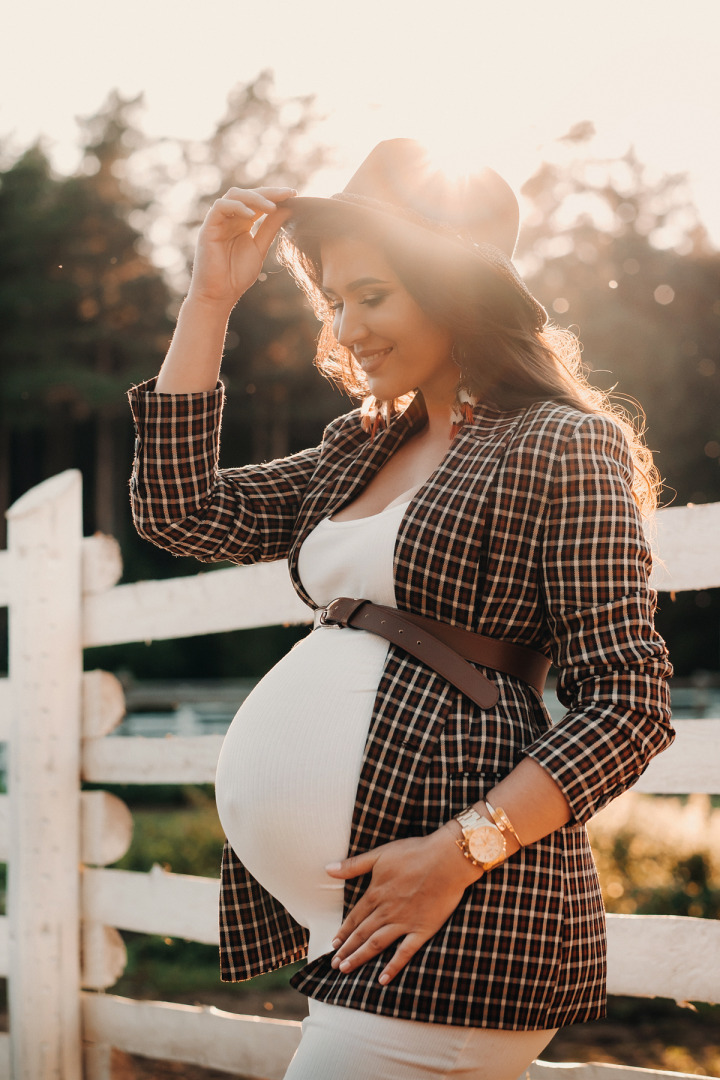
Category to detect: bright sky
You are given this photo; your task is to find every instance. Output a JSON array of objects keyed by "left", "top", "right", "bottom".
[{"left": 4, "top": 0, "right": 720, "bottom": 244}]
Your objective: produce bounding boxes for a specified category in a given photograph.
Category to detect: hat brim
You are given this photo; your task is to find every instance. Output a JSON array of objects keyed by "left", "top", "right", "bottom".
[{"left": 282, "top": 194, "right": 548, "bottom": 331}]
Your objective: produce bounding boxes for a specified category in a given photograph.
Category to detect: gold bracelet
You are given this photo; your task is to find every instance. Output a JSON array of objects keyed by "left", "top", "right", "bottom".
[{"left": 485, "top": 798, "right": 525, "bottom": 848}]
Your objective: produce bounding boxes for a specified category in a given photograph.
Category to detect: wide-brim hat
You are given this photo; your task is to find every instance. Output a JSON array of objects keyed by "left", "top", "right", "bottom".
[{"left": 282, "top": 138, "right": 547, "bottom": 330}]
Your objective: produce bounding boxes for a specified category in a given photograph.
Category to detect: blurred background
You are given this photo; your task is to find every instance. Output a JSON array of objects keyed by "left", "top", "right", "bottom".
[
  {"left": 1, "top": 0, "right": 719, "bottom": 680},
  {"left": 1, "top": 2, "right": 719, "bottom": 1074}
]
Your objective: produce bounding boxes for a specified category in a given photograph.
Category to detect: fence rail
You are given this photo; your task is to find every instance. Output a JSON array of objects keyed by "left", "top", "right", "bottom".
[{"left": 1, "top": 469, "right": 719, "bottom": 1080}]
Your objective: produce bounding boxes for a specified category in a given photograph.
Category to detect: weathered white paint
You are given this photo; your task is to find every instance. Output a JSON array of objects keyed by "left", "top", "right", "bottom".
[
  {"left": 0, "top": 1033, "right": 11, "bottom": 1079},
  {"left": 82, "top": 733, "right": 224, "bottom": 784},
  {"left": 83, "top": 864, "right": 220, "bottom": 944},
  {"left": 80, "top": 791, "right": 133, "bottom": 867},
  {"left": 650, "top": 502, "right": 720, "bottom": 592},
  {"left": 81, "top": 533, "right": 123, "bottom": 595},
  {"left": 82, "top": 1042, "right": 113, "bottom": 1080},
  {"left": 82, "top": 993, "right": 303, "bottom": 1079},
  {"left": 631, "top": 719, "right": 720, "bottom": 795},
  {"left": 607, "top": 914, "right": 720, "bottom": 1003},
  {"left": 6, "top": 469, "right": 84, "bottom": 1080},
  {"left": 82, "top": 669, "right": 126, "bottom": 738},
  {"left": 82, "top": 558, "right": 310, "bottom": 647},
  {"left": 0, "top": 791, "right": 132, "bottom": 867},
  {"left": 80, "top": 995, "right": 720, "bottom": 1080},
  {"left": 81, "top": 923, "right": 127, "bottom": 991},
  {"left": 530, "top": 1062, "right": 720, "bottom": 1080},
  {"left": 0, "top": 677, "right": 11, "bottom": 742}
]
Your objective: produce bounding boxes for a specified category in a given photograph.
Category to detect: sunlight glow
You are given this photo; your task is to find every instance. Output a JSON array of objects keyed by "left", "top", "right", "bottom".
[{"left": 2, "top": 0, "right": 719, "bottom": 245}]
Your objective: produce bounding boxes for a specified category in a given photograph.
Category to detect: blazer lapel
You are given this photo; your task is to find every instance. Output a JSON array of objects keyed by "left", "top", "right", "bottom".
[
  {"left": 288, "top": 394, "right": 427, "bottom": 607},
  {"left": 394, "top": 401, "right": 527, "bottom": 627}
]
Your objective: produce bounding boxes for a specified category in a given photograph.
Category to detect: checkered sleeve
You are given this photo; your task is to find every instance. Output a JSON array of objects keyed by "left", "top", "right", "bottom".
[
  {"left": 127, "top": 377, "right": 323, "bottom": 564},
  {"left": 524, "top": 412, "right": 674, "bottom": 824}
]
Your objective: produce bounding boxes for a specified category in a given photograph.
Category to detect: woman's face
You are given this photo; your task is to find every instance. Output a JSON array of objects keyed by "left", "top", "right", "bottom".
[{"left": 320, "top": 235, "right": 455, "bottom": 404}]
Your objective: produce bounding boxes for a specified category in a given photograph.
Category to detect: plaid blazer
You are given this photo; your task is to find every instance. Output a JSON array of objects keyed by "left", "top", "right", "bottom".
[{"left": 128, "top": 377, "right": 673, "bottom": 1030}]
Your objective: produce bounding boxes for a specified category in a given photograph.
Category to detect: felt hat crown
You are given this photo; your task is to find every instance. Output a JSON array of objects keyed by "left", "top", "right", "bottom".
[{"left": 284, "top": 138, "right": 547, "bottom": 329}]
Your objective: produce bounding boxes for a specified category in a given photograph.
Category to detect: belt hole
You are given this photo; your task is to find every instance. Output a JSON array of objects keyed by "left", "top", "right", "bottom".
[
  {"left": 417, "top": 640, "right": 422, "bottom": 645},
  {"left": 398, "top": 629, "right": 404, "bottom": 634}
]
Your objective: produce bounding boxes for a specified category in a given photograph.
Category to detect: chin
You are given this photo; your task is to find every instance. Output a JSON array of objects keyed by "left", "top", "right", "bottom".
[{"left": 367, "top": 378, "right": 414, "bottom": 401}]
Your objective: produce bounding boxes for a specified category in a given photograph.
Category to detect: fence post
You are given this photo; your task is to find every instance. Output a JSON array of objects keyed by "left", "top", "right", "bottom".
[{"left": 6, "top": 470, "right": 84, "bottom": 1079}]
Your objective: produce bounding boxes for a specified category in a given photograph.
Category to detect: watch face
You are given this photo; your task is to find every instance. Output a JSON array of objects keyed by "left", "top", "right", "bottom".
[{"left": 467, "top": 825, "right": 505, "bottom": 864}]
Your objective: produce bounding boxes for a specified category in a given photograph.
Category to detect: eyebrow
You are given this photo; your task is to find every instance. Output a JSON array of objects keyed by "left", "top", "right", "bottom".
[{"left": 321, "top": 276, "right": 390, "bottom": 297}]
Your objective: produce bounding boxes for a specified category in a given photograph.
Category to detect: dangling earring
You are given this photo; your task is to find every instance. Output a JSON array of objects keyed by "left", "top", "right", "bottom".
[
  {"left": 360, "top": 397, "right": 389, "bottom": 439},
  {"left": 450, "top": 347, "right": 477, "bottom": 439}
]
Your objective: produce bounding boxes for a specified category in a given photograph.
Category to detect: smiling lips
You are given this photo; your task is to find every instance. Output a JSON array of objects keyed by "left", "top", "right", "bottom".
[{"left": 355, "top": 346, "right": 393, "bottom": 372}]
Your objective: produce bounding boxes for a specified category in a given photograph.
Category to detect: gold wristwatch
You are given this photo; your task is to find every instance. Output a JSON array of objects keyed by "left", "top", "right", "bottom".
[{"left": 454, "top": 806, "right": 507, "bottom": 871}]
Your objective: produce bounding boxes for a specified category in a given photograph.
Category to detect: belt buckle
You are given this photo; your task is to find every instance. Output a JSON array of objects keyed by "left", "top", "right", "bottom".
[
  {"left": 317, "top": 597, "right": 362, "bottom": 628},
  {"left": 318, "top": 598, "right": 342, "bottom": 628}
]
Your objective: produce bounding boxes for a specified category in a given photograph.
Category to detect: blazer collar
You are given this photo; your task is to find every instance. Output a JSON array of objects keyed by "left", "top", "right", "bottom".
[{"left": 288, "top": 391, "right": 526, "bottom": 608}]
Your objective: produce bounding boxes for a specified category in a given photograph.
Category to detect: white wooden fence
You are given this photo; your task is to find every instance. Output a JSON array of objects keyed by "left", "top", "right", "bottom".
[{"left": 0, "top": 469, "right": 719, "bottom": 1080}]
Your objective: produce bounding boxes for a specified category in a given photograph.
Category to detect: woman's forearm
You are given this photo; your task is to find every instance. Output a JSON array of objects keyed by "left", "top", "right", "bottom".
[
  {"left": 153, "top": 187, "right": 295, "bottom": 395},
  {"left": 155, "top": 294, "right": 233, "bottom": 394},
  {"left": 444, "top": 757, "right": 572, "bottom": 865},
  {"left": 485, "top": 756, "right": 572, "bottom": 847}
]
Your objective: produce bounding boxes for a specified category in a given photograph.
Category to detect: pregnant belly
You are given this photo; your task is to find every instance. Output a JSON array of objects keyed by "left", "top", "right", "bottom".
[{"left": 214, "top": 626, "right": 389, "bottom": 956}]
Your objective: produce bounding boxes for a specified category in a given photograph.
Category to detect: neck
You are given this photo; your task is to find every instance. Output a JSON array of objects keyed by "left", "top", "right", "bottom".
[
  {"left": 416, "top": 375, "right": 458, "bottom": 442},
  {"left": 422, "top": 399, "right": 454, "bottom": 441}
]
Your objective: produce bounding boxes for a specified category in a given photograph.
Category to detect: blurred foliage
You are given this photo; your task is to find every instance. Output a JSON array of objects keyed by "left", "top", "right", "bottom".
[
  {"left": 587, "top": 792, "right": 720, "bottom": 919},
  {"left": 113, "top": 785, "right": 225, "bottom": 876},
  {"left": 518, "top": 138, "right": 720, "bottom": 513}
]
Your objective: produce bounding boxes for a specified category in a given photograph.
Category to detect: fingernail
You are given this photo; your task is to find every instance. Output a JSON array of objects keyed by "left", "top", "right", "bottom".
[
  {"left": 379, "top": 972, "right": 389, "bottom": 985},
  {"left": 339, "top": 960, "right": 351, "bottom": 971},
  {"left": 331, "top": 937, "right": 341, "bottom": 948},
  {"left": 325, "top": 862, "right": 342, "bottom": 872},
  {"left": 331, "top": 955, "right": 341, "bottom": 969}
]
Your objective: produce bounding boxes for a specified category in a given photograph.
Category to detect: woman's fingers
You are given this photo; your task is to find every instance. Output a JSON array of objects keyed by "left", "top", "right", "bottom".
[
  {"left": 325, "top": 831, "right": 476, "bottom": 983},
  {"left": 331, "top": 921, "right": 403, "bottom": 972},
  {"left": 325, "top": 849, "right": 379, "bottom": 881},
  {"left": 378, "top": 934, "right": 422, "bottom": 985},
  {"left": 205, "top": 186, "right": 295, "bottom": 230},
  {"left": 221, "top": 186, "right": 296, "bottom": 215},
  {"left": 253, "top": 206, "right": 292, "bottom": 260},
  {"left": 332, "top": 920, "right": 427, "bottom": 986}
]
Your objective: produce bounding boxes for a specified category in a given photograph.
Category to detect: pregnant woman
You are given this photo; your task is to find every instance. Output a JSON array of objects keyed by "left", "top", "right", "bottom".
[{"left": 128, "top": 139, "right": 674, "bottom": 1079}]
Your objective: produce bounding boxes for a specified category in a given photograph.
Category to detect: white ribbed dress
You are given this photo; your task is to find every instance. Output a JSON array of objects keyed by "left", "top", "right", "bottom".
[{"left": 214, "top": 492, "right": 414, "bottom": 961}]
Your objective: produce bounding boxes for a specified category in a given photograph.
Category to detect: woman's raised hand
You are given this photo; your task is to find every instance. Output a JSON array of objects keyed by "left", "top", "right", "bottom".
[
  {"left": 153, "top": 186, "right": 296, "bottom": 393},
  {"left": 188, "top": 186, "right": 297, "bottom": 312}
]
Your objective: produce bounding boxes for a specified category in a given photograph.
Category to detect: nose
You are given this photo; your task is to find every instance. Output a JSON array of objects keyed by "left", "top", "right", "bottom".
[{"left": 334, "top": 305, "right": 369, "bottom": 349}]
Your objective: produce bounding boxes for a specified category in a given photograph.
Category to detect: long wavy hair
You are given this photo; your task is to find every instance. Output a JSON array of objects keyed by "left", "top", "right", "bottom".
[{"left": 276, "top": 210, "right": 660, "bottom": 516}]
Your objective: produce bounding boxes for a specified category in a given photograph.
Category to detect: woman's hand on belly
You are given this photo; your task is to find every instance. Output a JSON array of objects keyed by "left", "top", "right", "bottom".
[{"left": 325, "top": 828, "right": 483, "bottom": 986}]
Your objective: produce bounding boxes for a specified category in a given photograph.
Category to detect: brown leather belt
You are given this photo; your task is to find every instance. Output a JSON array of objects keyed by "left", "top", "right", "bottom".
[{"left": 316, "top": 597, "right": 550, "bottom": 711}]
